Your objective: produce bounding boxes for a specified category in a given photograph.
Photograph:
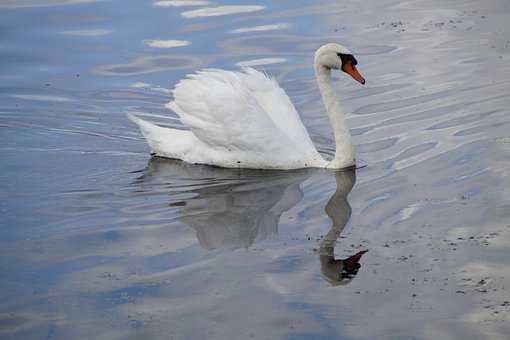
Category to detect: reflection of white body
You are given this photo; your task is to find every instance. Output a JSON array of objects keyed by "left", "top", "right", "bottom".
[
  {"left": 129, "top": 43, "right": 365, "bottom": 170},
  {"left": 138, "top": 158, "right": 311, "bottom": 250}
]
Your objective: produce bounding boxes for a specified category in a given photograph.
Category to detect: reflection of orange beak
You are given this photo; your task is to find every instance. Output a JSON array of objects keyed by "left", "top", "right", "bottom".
[
  {"left": 343, "top": 249, "right": 368, "bottom": 268},
  {"left": 342, "top": 61, "right": 366, "bottom": 85}
]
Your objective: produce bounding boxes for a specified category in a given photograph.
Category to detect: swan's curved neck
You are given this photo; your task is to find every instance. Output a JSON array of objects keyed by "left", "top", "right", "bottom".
[{"left": 315, "top": 65, "right": 355, "bottom": 169}]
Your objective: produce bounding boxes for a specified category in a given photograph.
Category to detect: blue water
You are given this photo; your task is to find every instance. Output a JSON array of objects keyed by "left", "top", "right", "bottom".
[{"left": 1, "top": 0, "right": 510, "bottom": 339}]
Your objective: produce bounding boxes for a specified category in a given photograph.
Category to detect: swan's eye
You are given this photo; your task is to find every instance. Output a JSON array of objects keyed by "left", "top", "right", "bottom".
[{"left": 337, "top": 53, "right": 358, "bottom": 66}]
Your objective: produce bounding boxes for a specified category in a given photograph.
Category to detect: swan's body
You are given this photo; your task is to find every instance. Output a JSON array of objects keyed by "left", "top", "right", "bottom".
[{"left": 129, "top": 43, "right": 365, "bottom": 169}]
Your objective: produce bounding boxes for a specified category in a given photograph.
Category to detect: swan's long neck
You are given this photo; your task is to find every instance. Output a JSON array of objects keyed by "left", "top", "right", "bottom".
[{"left": 315, "top": 65, "right": 355, "bottom": 169}]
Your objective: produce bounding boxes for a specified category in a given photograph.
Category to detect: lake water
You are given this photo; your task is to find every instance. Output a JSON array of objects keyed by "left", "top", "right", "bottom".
[{"left": 1, "top": 0, "right": 510, "bottom": 339}]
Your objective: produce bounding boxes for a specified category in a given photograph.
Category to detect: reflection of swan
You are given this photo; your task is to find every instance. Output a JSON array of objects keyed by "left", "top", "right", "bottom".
[
  {"left": 319, "top": 169, "right": 368, "bottom": 286},
  {"left": 137, "top": 159, "right": 367, "bottom": 282},
  {"left": 129, "top": 43, "right": 365, "bottom": 170},
  {"left": 137, "top": 157, "right": 311, "bottom": 249}
]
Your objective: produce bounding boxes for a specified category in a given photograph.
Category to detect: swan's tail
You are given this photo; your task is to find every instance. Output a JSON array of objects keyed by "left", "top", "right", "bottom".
[
  {"left": 127, "top": 113, "right": 191, "bottom": 159},
  {"left": 127, "top": 113, "right": 158, "bottom": 136},
  {"left": 127, "top": 113, "right": 167, "bottom": 153}
]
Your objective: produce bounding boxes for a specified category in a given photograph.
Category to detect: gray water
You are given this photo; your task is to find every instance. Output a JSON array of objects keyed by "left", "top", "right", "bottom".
[{"left": 1, "top": 0, "right": 510, "bottom": 339}]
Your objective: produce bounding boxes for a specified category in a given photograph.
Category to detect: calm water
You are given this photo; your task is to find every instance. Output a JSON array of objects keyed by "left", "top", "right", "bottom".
[{"left": 1, "top": 0, "right": 510, "bottom": 339}]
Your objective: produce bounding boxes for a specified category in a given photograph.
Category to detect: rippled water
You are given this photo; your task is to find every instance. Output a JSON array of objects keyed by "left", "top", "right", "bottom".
[{"left": 1, "top": 0, "right": 510, "bottom": 339}]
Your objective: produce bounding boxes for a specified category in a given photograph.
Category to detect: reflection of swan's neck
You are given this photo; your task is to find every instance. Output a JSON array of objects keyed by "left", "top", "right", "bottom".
[
  {"left": 315, "top": 65, "right": 355, "bottom": 169},
  {"left": 318, "top": 170, "right": 361, "bottom": 286},
  {"left": 319, "top": 183, "right": 352, "bottom": 256}
]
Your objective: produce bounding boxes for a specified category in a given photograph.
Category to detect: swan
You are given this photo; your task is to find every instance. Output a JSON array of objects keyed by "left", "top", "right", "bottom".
[{"left": 128, "top": 43, "right": 365, "bottom": 169}]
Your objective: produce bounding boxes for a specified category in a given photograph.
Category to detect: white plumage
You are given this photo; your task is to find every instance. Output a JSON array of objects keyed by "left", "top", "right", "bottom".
[{"left": 129, "top": 43, "right": 365, "bottom": 169}]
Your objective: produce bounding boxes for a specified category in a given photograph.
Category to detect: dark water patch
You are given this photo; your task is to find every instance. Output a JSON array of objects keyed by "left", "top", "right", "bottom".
[
  {"left": 89, "top": 90, "right": 168, "bottom": 102},
  {"left": 286, "top": 333, "right": 337, "bottom": 340},
  {"left": 0, "top": 314, "right": 29, "bottom": 332},
  {"left": 393, "top": 142, "right": 437, "bottom": 162},
  {"left": 357, "top": 137, "right": 399, "bottom": 153},
  {"left": 0, "top": 52, "right": 45, "bottom": 67},
  {"left": 426, "top": 109, "right": 501, "bottom": 130},
  {"left": 370, "top": 91, "right": 509, "bottom": 134},
  {"left": 353, "top": 88, "right": 460, "bottom": 115},
  {"left": 351, "top": 126, "right": 374, "bottom": 136},
  {"left": 455, "top": 121, "right": 510, "bottom": 137},
  {"left": 343, "top": 82, "right": 410, "bottom": 100},
  {"left": 357, "top": 44, "right": 398, "bottom": 55},
  {"left": 219, "top": 35, "right": 304, "bottom": 55}
]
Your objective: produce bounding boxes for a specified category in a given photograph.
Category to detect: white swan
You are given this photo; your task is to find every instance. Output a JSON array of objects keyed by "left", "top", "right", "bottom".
[{"left": 128, "top": 43, "right": 365, "bottom": 169}]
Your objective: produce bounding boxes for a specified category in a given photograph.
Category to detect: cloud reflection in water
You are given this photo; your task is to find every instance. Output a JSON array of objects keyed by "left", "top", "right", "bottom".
[
  {"left": 144, "top": 39, "right": 191, "bottom": 48},
  {"left": 231, "top": 24, "right": 291, "bottom": 34},
  {"left": 93, "top": 55, "right": 205, "bottom": 76},
  {"left": 154, "top": 0, "right": 210, "bottom": 7},
  {"left": 181, "top": 5, "right": 265, "bottom": 18},
  {"left": 236, "top": 57, "right": 287, "bottom": 67}
]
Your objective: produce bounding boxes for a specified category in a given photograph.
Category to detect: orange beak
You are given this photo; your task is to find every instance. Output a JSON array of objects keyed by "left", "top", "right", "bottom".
[{"left": 342, "top": 61, "right": 365, "bottom": 85}]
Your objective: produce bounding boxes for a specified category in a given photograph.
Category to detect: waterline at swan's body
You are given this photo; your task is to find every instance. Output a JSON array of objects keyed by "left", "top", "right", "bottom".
[
  {"left": 129, "top": 43, "right": 365, "bottom": 170},
  {"left": 128, "top": 107, "right": 327, "bottom": 170}
]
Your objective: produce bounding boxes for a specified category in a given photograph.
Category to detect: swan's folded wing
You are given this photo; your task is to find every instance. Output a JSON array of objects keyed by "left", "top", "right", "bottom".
[
  {"left": 168, "top": 68, "right": 317, "bottom": 155},
  {"left": 240, "top": 68, "right": 317, "bottom": 151}
]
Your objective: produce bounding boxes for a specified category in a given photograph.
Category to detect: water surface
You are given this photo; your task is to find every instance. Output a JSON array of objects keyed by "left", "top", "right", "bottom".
[{"left": 1, "top": 0, "right": 510, "bottom": 339}]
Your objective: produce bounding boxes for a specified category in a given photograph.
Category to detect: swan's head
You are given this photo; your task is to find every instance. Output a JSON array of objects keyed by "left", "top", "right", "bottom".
[
  {"left": 320, "top": 249, "right": 368, "bottom": 286},
  {"left": 315, "top": 43, "right": 365, "bottom": 84}
]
